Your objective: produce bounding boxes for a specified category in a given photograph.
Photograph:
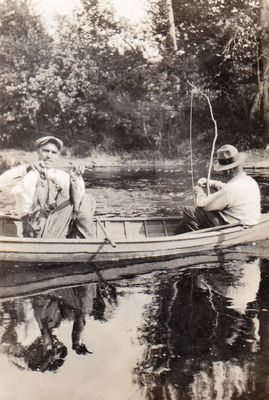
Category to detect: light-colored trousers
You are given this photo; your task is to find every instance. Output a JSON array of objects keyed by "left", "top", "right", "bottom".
[{"left": 22, "top": 195, "right": 96, "bottom": 239}]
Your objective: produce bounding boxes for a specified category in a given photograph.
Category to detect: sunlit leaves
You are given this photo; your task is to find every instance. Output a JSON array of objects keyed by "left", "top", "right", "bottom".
[
  {"left": 0, "top": 0, "right": 264, "bottom": 152},
  {"left": 0, "top": 0, "right": 52, "bottom": 145}
]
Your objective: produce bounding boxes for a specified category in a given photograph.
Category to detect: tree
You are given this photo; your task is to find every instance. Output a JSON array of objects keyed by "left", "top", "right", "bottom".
[
  {"left": 2, "top": 0, "right": 265, "bottom": 155},
  {"left": 259, "top": 0, "right": 269, "bottom": 142},
  {"left": 25, "top": 0, "right": 158, "bottom": 153},
  {"left": 149, "top": 0, "right": 263, "bottom": 148},
  {"left": 166, "top": 0, "right": 177, "bottom": 51},
  {"left": 0, "top": 0, "right": 52, "bottom": 147}
]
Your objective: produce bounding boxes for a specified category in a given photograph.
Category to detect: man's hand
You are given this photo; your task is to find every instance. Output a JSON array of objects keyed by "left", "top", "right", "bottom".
[
  {"left": 193, "top": 185, "right": 205, "bottom": 196},
  {"left": 198, "top": 177, "right": 224, "bottom": 191},
  {"left": 27, "top": 162, "right": 47, "bottom": 178},
  {"left": 70, "top": 164, "right": 85, "bottom": 176},
  {"left": 197, "top": 177, "right": 208, "bottom": 187}
]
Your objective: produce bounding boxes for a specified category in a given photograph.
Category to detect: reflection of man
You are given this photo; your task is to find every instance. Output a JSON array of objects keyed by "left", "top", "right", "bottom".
[
  {"left": 198, "top": 259, "right": 261, "bottom": 349},
  {"left": 187, "top": 259, "right": 261, "bottom": 399},
  {"left": 0, "top": 136, "right": 95, "bottom": 238},
  {"left": 134, "top": 259, "right": 262, "bottom": 399},
  {"left": 176, "top": 144, "right": 261, "bottom": 233},
  {"left": 32, "top": 286, "right": 93, "bottom": 359},
  {"left": 0, "top": 282, "right": 118, "bottom": 372}
]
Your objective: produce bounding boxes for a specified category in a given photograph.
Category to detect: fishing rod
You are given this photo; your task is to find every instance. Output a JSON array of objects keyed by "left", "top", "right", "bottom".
[
  {"left": 189, "top": 88, "right": 195, "bottom": 203},
  {"left": 187, "top": 81, "right": 218, "bottom": 196}
]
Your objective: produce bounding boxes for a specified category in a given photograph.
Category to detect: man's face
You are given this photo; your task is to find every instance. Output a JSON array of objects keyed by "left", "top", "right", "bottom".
[
  {"left": 37, "top": 142, "right": 60, "bottom": 167},
  {"left": 221, "top": 169, "right": 232, "bottom": 181}
]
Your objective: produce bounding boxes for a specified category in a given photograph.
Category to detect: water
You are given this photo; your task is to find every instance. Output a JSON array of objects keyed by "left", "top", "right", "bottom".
[
  {"left": 84, "top": 166, "right": 194, "bottom": 217},
  {"left": 0, "top": 166, "right": 269, "bottom": 400}
]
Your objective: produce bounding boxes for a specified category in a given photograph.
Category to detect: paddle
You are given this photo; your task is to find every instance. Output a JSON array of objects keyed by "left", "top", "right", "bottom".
[
  {"left": 95, "top": 217, "right": 117, "bottom": 247},
  {"left": 184, "top": 222, "right": 242, "bottom": 235}
]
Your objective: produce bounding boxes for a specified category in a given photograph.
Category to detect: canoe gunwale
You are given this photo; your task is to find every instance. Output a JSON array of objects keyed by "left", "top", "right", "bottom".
[
  {"left": 0, "top": 224, "right": 251, "bottom": 244},
  {"left": 0, "top": 215, "right": 268, "bottom": 245}
]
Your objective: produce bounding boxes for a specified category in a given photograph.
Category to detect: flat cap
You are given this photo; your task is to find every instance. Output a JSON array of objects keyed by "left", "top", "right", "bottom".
[{"left": 35, "top": 136, "right": 63, "bottom": 150}]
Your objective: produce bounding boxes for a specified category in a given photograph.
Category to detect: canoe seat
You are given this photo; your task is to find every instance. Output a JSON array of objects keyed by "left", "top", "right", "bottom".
[{"left": 0, "top": 217, "right": 20, "bottom": 237}]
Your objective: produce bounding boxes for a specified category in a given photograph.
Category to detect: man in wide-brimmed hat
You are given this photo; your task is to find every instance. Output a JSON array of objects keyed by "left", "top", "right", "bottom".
[
  {"left": 0, "top": 135, "right": 95, "bottom": 238},
  {"left": 176, "top": 144, "right": 261, "bottom": 234}
]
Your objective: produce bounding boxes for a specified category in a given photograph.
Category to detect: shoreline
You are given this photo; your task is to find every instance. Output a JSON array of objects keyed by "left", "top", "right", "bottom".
[
  {"left": 0, "top": 148, "right": 191, "bottom": 170},
  {"left": 0, "top": 148, "right": 268, "bottom": 170}
]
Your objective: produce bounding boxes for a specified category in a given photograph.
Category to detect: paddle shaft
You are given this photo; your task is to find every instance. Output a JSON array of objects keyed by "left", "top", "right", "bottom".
[
  {"left": 95, "top": 217, "right": 117, "bottom": 247},
  {"left": 187, "top": 222, "right": 242, "bottom": 234}
]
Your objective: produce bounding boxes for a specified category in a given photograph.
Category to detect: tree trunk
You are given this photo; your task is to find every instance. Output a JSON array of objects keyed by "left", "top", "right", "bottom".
[
  {"left": 260, "top": 0, "right": 269, "bottom": 143},
  {"left": 166, "top": 0, "right": 178, "bottom": 52}
]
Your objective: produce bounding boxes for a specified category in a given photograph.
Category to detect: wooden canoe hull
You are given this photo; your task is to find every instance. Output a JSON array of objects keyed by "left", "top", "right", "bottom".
[{"left": 0, "top": 214, "right": 268, "bottom": 264}]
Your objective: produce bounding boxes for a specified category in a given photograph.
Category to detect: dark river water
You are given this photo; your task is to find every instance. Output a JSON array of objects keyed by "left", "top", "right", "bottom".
[{"left": 0, "top": 165, "right": 269, "bottom": 400}]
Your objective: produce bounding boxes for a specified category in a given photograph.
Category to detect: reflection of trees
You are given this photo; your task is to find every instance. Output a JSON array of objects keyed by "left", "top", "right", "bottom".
[
  {"left": 253, "top": 259, "right": 269, "bottom": 399},
  {"left": 135, "top": 258, "right": 269, "bottom": 400},
  {"left": 0, "top": 281, "right": 118, "bottom": 373}
]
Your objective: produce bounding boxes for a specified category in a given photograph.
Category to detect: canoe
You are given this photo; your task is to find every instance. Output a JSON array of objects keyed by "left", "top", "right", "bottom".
[{"left": 0, "top": 213, "right": 269, "bottom": 264}]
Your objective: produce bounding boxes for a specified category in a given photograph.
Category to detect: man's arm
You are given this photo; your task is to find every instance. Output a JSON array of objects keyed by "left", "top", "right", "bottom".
[
  {"left": 194, "top": 185, "right": 229, "bottom": 211},
  {"left": 0, "top": 165, "right": 28, "bottom": 191},
  {"left": 198, "top": 177, "right": 226, "bottom": 191}
]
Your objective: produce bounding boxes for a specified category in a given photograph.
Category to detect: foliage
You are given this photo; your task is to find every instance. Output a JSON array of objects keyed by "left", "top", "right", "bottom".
[
  {"left": 149, "top": 0, "right": 262, "bottom": 147},
  {"left": 0, "top": 0, "right": 52, "bottom": 147},
  {"left": 0, "top": 0, "right": 266, "bottom": 155}
]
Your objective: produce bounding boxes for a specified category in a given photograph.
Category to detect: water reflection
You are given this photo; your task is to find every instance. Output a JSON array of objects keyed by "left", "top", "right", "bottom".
[
  {"left": 134, "top": 258, "right": 269, "bottom": 400},
  {"left": 1, "top": 257, "right": 269, "bottom": 398},
  {"left": 0, "top": 282, "right": 117, "bottom": 373},
  {"left": 0, "top": 165, "right": 268, "bottom": 399}
]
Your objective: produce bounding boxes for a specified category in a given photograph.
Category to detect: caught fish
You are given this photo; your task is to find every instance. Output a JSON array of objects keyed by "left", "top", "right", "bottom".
[{"left": 69, "top": 167, "right": 85, "bottom": 214}]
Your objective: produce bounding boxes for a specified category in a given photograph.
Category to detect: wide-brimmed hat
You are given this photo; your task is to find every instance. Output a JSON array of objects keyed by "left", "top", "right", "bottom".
[
  {"left": 35, "top": 136, "right": 63, "bottom": 151},
  {"left": 213, "top": 144, "right": 245, "bottom": 172}
]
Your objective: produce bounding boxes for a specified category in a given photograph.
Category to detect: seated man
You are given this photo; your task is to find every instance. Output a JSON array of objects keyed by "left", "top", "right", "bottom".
[
  {"left": 0, "top": 136, "right": 95, "bottom": 238},
  {"left": 176, "top": 144, "right": 261, "bottom": 234}
]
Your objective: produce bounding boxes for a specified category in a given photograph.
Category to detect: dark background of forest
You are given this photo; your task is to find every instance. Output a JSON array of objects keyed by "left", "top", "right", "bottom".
[{"left": 0, "top": 0, "right": 268, "bottom": 159}]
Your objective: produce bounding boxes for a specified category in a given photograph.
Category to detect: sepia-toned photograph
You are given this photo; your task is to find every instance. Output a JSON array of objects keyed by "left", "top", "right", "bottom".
[{"left": 0, "top": 0, "right": 269, "bottom": 399}]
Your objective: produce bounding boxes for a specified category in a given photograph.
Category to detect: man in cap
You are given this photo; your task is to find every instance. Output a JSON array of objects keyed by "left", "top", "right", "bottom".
[
  {"left": 0, "top": 135, "right": 95, "bottom": 238},
  {"left": 176, "top": 144, "right": 261, "bottom": 234}
]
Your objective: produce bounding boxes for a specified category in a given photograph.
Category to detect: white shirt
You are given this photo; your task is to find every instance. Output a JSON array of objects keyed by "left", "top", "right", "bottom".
[
  {"left": 0, "top": 165, "right": 85, "bottom": 217},
  {"left": 196, "top": 172, "right": 261, "bottom": 225}
]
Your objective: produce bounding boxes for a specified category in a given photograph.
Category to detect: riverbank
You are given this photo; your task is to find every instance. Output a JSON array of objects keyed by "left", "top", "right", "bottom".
[
  {"left": 0, "top": 148, "right": 187, "bottom": 170},
  {"left": 0, "top": 147, "right": 268, "bottom": 170}
]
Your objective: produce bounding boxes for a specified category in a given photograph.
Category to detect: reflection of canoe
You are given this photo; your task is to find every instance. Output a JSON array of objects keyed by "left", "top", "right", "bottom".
[
  {"left": 1, "top": 246, "right": 269, "bottom": 300},
  {"left": 0, "top": 255, "right": 225, "bottom": 300},
  {"left": 0, "top": 213, "right": 269, "bottom": 264}
]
